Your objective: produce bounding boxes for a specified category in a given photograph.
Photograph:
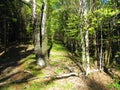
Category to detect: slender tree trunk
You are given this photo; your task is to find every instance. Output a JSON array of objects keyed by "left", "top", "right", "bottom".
[
  {"left": 4, "top": 19, "right": 7, "bottom": 53},
  {"left": 94, "top": 30, "right": 97, "bottom": 58},
  {"left": 79, "top": 0, "right": 86, "bottom": 63},
  {"left": 80, "top": 29, "right": 86, "bottom": 63},
  {"left": 85, "top": 30, "right": 90, "bottom": 75},
  {"left": 107, "top": 22, "right": 112, "bottom": 66},
  {"left": 83, "top": 0, "right": 90, "bottom": 75},
  {"left": 78, "top": 0, "right": 90, "bottom": 75},
  {"left": 99, "top": 24, "right": 103, "bottom": 70}
]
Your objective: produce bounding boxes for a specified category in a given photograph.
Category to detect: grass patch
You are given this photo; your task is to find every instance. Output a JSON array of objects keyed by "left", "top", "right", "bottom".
[
  {"left": 27, "top": 80, "right": 74, "bottom": 90},
  {"left": 49, "top": 60, "right": 60, "bottom": 66},
  {"left": 24, "top": 54, "right": 45, "bottom": 76},
  {"left": 108, "top": 79, "right": 120, "bottom": 90},
  {"left": 55, "top": 68, "right": 64, "bottom": 73},
  {"left": 0, "top": 42, "right": 77, "bottom": 90},
  {"left": 23, "top": 80, "right": 55, "bottom": 90},
  {"left": 57, "top": 82, "right": 73, "bottom": 90},
  {"left": 115, "top": 65, "right": 120, "bottom": 70},
  {"left": 0, "top": 85, "right": 12, "bottom": 90},
  {"left": 50, "top": 54, "right": 68, "bottom": 61},
  {"left": 52, "top": 43, "right": 67, "bottom": 52}
]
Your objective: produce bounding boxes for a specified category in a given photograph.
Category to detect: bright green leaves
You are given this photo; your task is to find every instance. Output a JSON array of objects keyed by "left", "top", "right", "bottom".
[
  {"left": 88, "top": 27, "right": 95, "bottom": 35},
  {"left": 21, "top": 5, "right": 32, "bottom": 17},
  {"left": 87, "top": 6, "right": 119, "bottom": 35},
  {"left": 96, "top": 8, "right": 119, "bottom": 18},
  {"left": 117, "top": 20, "right": 120, "bottom": 24},
  {"left": 49, "top": 0, "right": 61, "bottom": 9},
  {"left": 66, "top": 14, "right": 79, "bottom": 39},
  {"left": 26, "top": 23, "right": 33, "bottom": 34}
]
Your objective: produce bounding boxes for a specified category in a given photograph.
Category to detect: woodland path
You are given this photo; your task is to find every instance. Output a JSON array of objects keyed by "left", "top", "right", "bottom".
[{"left": 0, "top": 42, "right": 116, "bottom": 90}]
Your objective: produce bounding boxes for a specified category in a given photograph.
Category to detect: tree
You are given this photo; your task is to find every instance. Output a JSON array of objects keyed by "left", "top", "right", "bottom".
[{"left": 32, "top": 0, "right": 48, "bottom": 68}]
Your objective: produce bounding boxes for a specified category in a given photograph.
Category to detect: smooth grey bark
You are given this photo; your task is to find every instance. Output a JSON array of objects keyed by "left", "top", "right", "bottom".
[
  {"left": 38, "top": 0, "right": 48, "bottom": 67},
  {"left": 32, "top": 0, "right": 48, "bottom": 68}
]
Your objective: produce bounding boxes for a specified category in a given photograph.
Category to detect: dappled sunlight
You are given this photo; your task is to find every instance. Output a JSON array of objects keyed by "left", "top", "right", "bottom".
[
  {"left": 0, "top": 44, "right": 34, "bottom": 88},
  {"left": 0, "top": 42, "right": 118, "bottom": 90},
  {"left": 0, "top": 0, "right": 120, "bottom": 89}
]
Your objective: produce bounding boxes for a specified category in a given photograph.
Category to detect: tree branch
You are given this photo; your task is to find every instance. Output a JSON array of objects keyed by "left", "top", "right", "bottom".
[{"left": 0, "top": 72, "right": 84, "bottom": 86}]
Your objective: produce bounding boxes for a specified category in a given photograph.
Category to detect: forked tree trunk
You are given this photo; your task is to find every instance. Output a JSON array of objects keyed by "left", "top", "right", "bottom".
[
  {"left": 38, "top": 0, "right": 48, "bottom": 67},
  {"left": 32, "top": 0, "right": 48, "bottom": 68}
]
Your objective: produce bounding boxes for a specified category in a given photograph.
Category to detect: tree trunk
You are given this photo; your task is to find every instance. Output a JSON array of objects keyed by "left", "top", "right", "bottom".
[
  {"left": 78, "top": 0, "right": 90, "bottom": 75},
  {"left": 83, "top": 0, "right": 90, "bottom": 75},
  {"left": 32, "top": 0, "right": 48, "bottom": 68},
  {"left": 79, "top": 0, "right": 86, "bottom": 64},
  {"left": 4, "top": 19, "right": 7, "bottom": 53},
  {"left": 99, "top": 24, "right": 103, "bottom": 70},
  {"left": 38, "top": 0, "right": 48, "bottom": 66},
  {"left": 85, "top": 30, "right": 90, "bottom": 75}
]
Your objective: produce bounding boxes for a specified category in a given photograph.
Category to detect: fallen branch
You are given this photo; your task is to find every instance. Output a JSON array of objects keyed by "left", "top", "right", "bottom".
[
  {"left": 21, "top": 72, "right": 83, "bottom": 81},
  {"left": 55, "top": 72, "right": 80, "bottom": 79},
  {"left": 0, "top": 72, "right": 83, "bottom": 86}
]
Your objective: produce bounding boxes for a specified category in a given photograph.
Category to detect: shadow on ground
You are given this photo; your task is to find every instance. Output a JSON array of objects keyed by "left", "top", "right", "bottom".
[
  {"left": 84, "top": 77, "right": 109, "bottom": 90},
  {"left": 67, "top": 53, "right": 85, "bottom": 72},
  {"left": 0, "top": 44, "right": 34, "bottom": 73},
  {"left": 0, "top": 44, "right": 34, "bottom": 88}
]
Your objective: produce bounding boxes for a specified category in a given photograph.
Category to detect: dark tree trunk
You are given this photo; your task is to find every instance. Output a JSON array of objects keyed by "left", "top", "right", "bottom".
[{"left": 4, "top": 19, "right": 7, "bottom": 53}]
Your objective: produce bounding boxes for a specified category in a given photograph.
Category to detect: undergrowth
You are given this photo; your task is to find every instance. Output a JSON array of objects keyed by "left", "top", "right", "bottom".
[{"left": 108, "top": 79, "right": 120, "bottom": 90}]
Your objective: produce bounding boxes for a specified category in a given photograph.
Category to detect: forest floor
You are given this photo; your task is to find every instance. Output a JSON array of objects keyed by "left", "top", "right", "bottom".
[{"left": 0, "top": 42, "right": 120, "bottom": 90}]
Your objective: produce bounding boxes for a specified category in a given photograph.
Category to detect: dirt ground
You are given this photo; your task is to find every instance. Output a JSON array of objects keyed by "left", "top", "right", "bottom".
[{"left": 0, "top": 43, "right": 119, "bottom": 90}]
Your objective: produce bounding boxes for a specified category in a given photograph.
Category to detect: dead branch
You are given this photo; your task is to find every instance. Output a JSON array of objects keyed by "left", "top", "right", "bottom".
[
  {"left": 55, "top": 72, "right": 80, "bottom": 79},
  {"left": 0, "top": 72, "right": 84, "bottom": 86}
]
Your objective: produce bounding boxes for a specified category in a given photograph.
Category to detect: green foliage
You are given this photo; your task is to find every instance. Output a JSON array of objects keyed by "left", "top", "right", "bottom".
[
  {"left": 87, "top": 6, "right": 119, "bottom": 35},
  {"left": 0, "top": 85, "right": 15, "bottom": 90},
  {"left": 52, "top": 42, "right": 67, "bottom": 52},
  {"left": 115, "top": 52, "right": 120, "bottom": 58},
  {"left": 115, "top": 65, "right": 120, "bottom": 70},
  {"left": 11, "top": 18, "right": 17, "bottom": 22},
  {"left": 0, "top": 4, "right": 4, "bottom": 7},
  {"left": 24, "top": 54, "right": 42, "bottom": 76},
  {"left": 50, "top": 0, "right": 60, "bottom": 9},
  {"left": 108, "top": 79, "right": 120, "bottom": 90},
  {"left": 25, "top": 81, "right": 74, "bottom": 90},
  {"left": 56, "top": 68, "right": 63, "bottom": 73},
  {"left": 66, "top": 14, "right": 79, "bottom": 39},
  {"left": 26, "top": 23, "right": 33, "bottom": 34},
  {"left": 23, "top": 81, "right": 55, "bottom": 90},
  {"left": 95, "top": 8, "right": 119, "bottom": 20}
]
